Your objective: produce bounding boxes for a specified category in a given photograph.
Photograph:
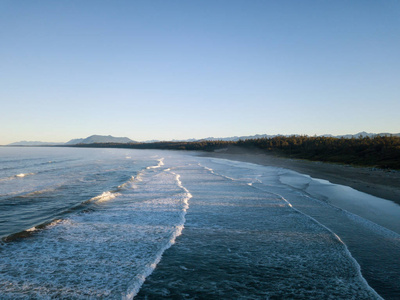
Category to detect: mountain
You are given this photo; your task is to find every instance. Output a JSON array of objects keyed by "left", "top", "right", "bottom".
[
  {"left": 64, "top": 138, "right": 85, "bottom": 145},
  {"left": 198, "top": 132, "right": 400, "bottom": 142},
  {"left": 142, "top": 139, "right": 160, "bottom": 143},
  {"left": 198, "top": 134, "right": 282, "bottom": 142},
  {"left": 7, "top": 132, "right": 400, "bottom": 147},
  {"left": 330, "top": 132, "right": 400, "bottom": 139},
  {"left": 65, "top": 135, "right": 136, "bottom": 145},
  {"left": 172, "top": 138, "right": 198, "bottom": 142},
  {"left": 6, "top": 141, "right": 61, "bottom": 146}
]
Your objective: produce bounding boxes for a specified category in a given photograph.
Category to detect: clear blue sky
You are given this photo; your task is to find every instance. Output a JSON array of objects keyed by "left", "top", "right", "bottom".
[{"left": 1, "top": 0, "right": 399, "bottom": 144}]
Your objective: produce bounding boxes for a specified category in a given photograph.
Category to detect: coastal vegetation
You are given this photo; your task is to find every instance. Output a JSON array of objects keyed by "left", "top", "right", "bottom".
[
  {"left": 235, "top": 135, "right": 400, "bottom": 169},
  {"left": 70, "top": 135, "right": 400, "bottom": 170}
]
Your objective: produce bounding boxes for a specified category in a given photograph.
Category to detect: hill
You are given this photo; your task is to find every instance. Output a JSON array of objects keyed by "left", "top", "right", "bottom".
[{"left": 65, "top": 135, "right": 136, "bottom": 145}]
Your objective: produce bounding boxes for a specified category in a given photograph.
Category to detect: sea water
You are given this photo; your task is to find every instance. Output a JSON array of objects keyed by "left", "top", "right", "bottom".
[{"left": 0, "top": 147, "right": 399, "bottom": 299}]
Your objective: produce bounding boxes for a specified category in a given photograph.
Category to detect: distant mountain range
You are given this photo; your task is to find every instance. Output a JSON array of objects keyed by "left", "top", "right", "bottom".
[
  {"left": 64, "top": 135, "right": 136, "bottom": 145},
  {"left": 322, "top": 131, "right": 400, "bottom": 139},
  {"left": 198, "top": 134, "right": 276, "bottom": 142},
  {"left": 6, "top": 132, "right": 400, "bottom": 146},
  {"left": 6, "top": 141, "right": 61, "bottom": 146},
  {"left": 7, "top": 135, "right": 136, "bottom": 146},
  {"left": 198, "top": 132, "right": 400, "bottom": 142}
]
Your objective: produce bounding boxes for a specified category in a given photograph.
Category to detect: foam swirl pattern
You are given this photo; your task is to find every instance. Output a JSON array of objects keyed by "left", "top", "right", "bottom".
[
  {"left": 0, "top": 152, "right": 190, "bottom": 298},
  {"left": 136, "top": 163, "right": 381, "bottom": 299},
  {"left": 1, "top": 148, "right": 399, "bottom": 299}
]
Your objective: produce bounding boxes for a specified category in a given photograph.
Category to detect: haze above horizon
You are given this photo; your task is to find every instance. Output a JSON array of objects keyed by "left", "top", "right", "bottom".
[{"left": 1, "top": 1, "right": 399, "bottom": 145}]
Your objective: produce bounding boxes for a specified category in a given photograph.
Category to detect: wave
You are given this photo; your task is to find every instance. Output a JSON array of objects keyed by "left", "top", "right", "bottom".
[
  {"left": 1, "top": 162, "right": 154, "bottom": 242},
  {"left": 123, "top": 223, "right": 186, "bottom": 300},
  {"left": 146, "top": 158, "right": 165, "bottom": 169},
  {"left": 16, "top": 187, "right": 58, "bottom": 198},
  {"left": 1, "top": 219, "right": 63, "bottom": 243},
  {"left": 15, "top": 173, "right": 33, "bottom": 178},
  {"left": 0, "top": 172, "right": 36, "bottom": 182},
  {"left": 199, "top": 161, "right": 382, "bottom": 298},
  {"left": 123, "top": 168, "right": 192, "bottom": 299},
  {"left": 272, "top": 191, "right": 382, "bottom": 299},
  {"left": 0, "top": 158, "right": 77, "bottom": 173},
  {"left": 198, "top": 163, "right": 238, "bottom": 182},
  {"left": 1, "top": 189, "right": 122, "bottom": 242},
  {"left": 1, "top": 175, "right": 136, "bottom": 242},
  {"left": 24, "top": 219, "right": 63, "bottom": 234},
  {"left": 0, "top": 157, "right": 44, "bottom": 165},
  {"left": 1, "top": 158, "right": 194, "bottom": 298},
  {"left": 89, "top": 191, "right": 121, "bottom": 203},
  {"left": 117, "top": 176, "right": 136, "bottom": 189}
]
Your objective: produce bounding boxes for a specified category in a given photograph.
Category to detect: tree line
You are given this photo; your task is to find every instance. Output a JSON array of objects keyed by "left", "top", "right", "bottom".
[
  {"left": 69, "top": 135, "right": 400, "bottom": 169},
  {"left": 236, "top": 135, "right": 400, "bottom": 169}
]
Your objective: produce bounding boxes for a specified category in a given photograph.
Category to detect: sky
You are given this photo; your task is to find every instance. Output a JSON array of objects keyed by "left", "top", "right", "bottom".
[{"left": 1, "top": 0, "right": 399, "bottom": 144}]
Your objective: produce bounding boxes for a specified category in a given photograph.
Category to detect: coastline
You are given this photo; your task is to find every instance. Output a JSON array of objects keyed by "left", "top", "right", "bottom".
[{"left": 202, "top": 148, "right": 400, "bottom": 206}]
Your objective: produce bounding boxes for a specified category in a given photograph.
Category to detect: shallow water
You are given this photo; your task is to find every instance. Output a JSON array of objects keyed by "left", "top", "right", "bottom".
[{"left": 0, "top": 147, "right": 399, "bottom": 299}]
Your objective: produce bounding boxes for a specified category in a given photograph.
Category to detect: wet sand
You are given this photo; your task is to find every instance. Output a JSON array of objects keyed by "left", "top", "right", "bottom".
[{"left": 202, "top": 147, "right": 400, "bottom": 205}]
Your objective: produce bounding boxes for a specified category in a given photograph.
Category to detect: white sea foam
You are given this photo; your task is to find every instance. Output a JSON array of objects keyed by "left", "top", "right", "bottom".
[
  {"left": 0, "top": 156, "right": 194, "bottom": 299},
  {"left": 273, "top": 192, "right": 382, "bottom": 299},
  {"left": 123, "top": 222, "right": 187, "bottom": 300},
  {"left": 48, "top": 219, "right": 62, "bottom": 227},
  {"left": 146, "top": 158, "right": 165, "bottom": 169},
  {"left": 199, "top": 163, "right": 230, "bottom": 179},
  {"left": 1, "top": 150, "right": 396, "bottom": 299},
  {"left": 196, "top": 157, "right": 383, "bottom": 298},
  {"left": 124, "top": 167, "right": 192, "bottom": 299},
  {"left": 138, "top": 160, "right": 383, "bottom": 299},
  {"left": 90, "top": 191, "right": 121, "bottom": 203},
  {"left": 15, "top": 172, "right": 35, "bottom": 178},
  {"left": 117, "top": 176, "right": 136, "bottom": 189},
  {"left": 0, "top": 172, "right": 35, "bottom": 182}
]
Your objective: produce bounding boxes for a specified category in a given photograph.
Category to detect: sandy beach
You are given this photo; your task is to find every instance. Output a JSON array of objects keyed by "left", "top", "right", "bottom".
[{"left": 204, "top": 147, "right": 400, "bottom": 206}]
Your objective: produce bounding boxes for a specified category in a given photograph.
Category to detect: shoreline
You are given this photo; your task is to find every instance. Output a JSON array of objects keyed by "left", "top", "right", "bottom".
[{"left": 202, "top": 149, "right": 400, "bottom": 206}]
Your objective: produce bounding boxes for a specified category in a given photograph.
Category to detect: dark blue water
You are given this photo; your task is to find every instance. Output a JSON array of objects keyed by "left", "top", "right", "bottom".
[
  {"left": 1, "top": 147, "right": 399, "bottom": 299},
  {"left": 0, "top": 147, "right": 154, "bottom": 239}
]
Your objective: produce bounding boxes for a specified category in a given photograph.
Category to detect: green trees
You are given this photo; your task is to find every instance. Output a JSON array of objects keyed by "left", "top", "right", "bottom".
[
  {"left": 236, "top": 135, "right": 400, "bottom": 169},
  {"left": 69, "top": 135, "right": 400, "bottom": 169}
]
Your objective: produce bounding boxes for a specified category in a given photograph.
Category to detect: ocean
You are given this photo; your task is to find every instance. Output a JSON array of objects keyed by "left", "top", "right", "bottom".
[{"left": 0, "top": 147, "right": 399, "bottom": 299}]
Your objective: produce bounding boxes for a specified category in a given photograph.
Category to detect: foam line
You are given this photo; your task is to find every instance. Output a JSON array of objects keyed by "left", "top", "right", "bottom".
[
  {"left": 146, "top": 158, "right": 165, "bottom": 169},
  {"left": 199, "top": 161, "right": 382, "bottom": 299},
  {"left": 0, "top": 172, "right": 36, "bottom": 182},
  {"left": 269, "top": 190, "right": 382, "bottom": 299},
  {"left": 89, "top": 191, "right": 121, "bottom": 203},
  {"left": 198, "top": 163, "right": 236, "bottom": 181},
  {"left": 1, "top": 171, "right": 144, "bottom": 242},
  {"left": 17, "top": 187, "right": 58, "bottom": 198},
  {"left": 199, "top": 162, "right": 262, "bottom": 186},
  {"left": 15, "top": 173, "right": 34, "bottom": 178},
  {"left": 123, "top": 169, "right": 192, "bottom": 299},
  {"left": 122, "top": 223, "right": 187, "bottom": 300}
]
